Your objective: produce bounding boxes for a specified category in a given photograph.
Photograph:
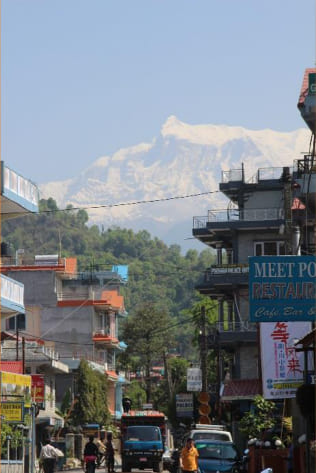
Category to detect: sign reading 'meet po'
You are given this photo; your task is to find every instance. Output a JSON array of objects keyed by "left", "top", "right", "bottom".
[{"left": 249, "top": 256, "right": 316, "bottom": 322}]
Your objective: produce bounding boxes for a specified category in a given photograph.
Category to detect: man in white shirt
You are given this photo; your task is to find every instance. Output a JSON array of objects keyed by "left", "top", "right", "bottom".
[{"left": 39, "top": 439, "right": 59, "bottom": 473}]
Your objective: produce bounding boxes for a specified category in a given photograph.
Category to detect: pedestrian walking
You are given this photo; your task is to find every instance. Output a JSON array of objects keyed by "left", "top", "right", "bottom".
[
  {"left": 84, "top": 436, "right": 99, "bottom": 473},
  {"left": 39, "top": 439, "right": 59, "bottom": 473},
  {"left": 179, "top": 438, "right": 199, "bottom": 473},
  {"left": 105, "top": 432, "right": 115, "bottom": 473}
]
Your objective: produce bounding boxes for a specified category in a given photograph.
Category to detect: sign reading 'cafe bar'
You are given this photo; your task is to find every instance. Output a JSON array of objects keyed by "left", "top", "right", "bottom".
[{"left": 249, "top": 256, "right": 316, "bottom": 322}]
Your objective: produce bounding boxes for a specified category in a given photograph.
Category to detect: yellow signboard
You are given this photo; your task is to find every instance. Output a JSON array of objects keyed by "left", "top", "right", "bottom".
[
  {"left": 1, "top": 402, "right": 24, "bottom": 423},
  {"left": 0, "top": 371, "right": 32, "bottom": 407}
]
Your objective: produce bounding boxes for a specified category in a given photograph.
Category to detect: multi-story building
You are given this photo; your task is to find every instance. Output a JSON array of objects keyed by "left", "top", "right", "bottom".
[
  {"left": 0, "top": 162, "right": 39, "bottom": 471},
  {"left": 1, "top": 256, "right": 128, "bottom": 420},
  {"left": 0, "top": 162, "right": 39, "bottom": 325},
  {"left": 192, "top": 154, "right": 315, "bottom": 441},
  {"left": 0, "top": 334, "right": 69, "bottom": 446}
]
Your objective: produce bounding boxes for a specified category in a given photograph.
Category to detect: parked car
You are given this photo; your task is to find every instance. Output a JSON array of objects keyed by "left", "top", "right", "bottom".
[
  {"left": 195, "top": 439, "right": 243, "bottom": 473},
  {"left": 188, "top": 424, "right": 233, "bottom": 443}
]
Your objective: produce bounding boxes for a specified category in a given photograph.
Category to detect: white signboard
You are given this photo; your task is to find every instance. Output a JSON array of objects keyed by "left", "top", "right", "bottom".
[
  {"left": 187, "top": 368, "right": 202, "bottom": 392},
  {"left": 260, "top": 322, "right": 311, "bottom": 399}
]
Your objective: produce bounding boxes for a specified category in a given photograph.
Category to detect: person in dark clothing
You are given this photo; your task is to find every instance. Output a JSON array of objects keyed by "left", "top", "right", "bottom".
[
  {"left": 122, "top": 396, "right": 132, "bottom": 413},
  {"left": 106, "top": 432, "right": 115, "bottom": 473},
  {"left": 84, "top": 436, "right": 99, "bottom": 473}
]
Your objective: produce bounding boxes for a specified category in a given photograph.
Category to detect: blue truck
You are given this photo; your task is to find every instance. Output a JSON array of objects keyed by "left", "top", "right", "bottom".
[{"left": 121, "top": 410, "right": 166, "bottom": 472}]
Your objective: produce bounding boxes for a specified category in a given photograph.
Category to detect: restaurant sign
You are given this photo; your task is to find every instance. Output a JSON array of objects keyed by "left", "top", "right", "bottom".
[{"left": 249, "top": 256, "right": 316, "bottom": 322}]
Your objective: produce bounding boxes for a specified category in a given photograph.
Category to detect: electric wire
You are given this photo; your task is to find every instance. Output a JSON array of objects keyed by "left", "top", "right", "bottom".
[{"left": 0, "top": 189, "right": 221, "bottom": 217}]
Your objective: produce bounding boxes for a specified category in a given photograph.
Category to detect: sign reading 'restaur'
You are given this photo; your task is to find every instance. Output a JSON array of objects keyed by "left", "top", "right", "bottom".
[{"left": 249, "top": 256, "right": 316, "bottom": 322}]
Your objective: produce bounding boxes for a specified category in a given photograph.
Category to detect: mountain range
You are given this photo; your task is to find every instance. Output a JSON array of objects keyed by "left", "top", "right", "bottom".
[{"left": 40, "top": 116, "right": 311, "bottom": 251}]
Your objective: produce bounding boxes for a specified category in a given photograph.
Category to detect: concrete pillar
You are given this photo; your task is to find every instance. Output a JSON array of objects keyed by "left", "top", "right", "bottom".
[{"left": 65, "top": 433, "right": 75, "bottom": 459}]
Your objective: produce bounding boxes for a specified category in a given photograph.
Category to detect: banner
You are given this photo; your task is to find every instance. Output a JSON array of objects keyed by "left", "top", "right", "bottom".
[
  {"left": 249, "top": 256, "right": 316, "bottom": 322},
  {"left": 0, "top": 371, "right": 31, "bottom": 407},
  {"left": 260, "top": 321, "right": 311, "bottom": 399},
  {"left": 31, "top": 374, "right": 45, "bottom": 406},
  {"left": 187, "top": 368, "right": 202, "bottom": 392}
]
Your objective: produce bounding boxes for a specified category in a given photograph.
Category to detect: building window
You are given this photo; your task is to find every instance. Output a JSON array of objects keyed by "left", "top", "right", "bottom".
[
  {"left": 254, "top": 241, "right": 285, "bottom": 256},
  {"left": 6, "top": 313, "right": 26, "bottom": 331},
  {"left": 96, "top": 311, "right": 110, "bottom": 334}
]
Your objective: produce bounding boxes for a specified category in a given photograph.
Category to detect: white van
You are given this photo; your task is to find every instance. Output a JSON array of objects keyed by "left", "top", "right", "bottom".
[{"left": 187, "top": 424, "right": 233, "bottom": 443}]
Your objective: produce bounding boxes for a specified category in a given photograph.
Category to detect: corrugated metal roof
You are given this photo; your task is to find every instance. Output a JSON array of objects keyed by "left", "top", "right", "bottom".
[{"left": 221, "top": 379, "right": 261, "bottom": 401}]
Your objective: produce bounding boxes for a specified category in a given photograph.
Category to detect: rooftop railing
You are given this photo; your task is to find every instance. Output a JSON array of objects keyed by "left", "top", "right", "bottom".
[{"left": 221, "top": 166, "right": 289, "bottom": 184}]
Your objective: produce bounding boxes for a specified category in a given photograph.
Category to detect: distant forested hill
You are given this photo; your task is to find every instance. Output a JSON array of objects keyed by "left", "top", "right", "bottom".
[{"left": 2, "top": 198, "right": 215, "bottom": 357}]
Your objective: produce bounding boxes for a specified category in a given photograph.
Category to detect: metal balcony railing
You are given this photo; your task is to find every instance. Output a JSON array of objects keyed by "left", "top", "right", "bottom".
[
  {"left": 193, "top": 207, "right": 284, "bottom": 229},
  {"left": 215, "top": 321, "right": 256, "bottom": 332}
]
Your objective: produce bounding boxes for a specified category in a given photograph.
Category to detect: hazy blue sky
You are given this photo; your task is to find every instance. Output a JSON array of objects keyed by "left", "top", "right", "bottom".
[{"left": 2, "top": 0, "right": 315, "bottom": 184}]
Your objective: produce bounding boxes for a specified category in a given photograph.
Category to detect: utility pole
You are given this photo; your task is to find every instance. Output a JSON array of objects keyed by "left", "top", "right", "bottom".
[{"left": 200, "top": 306, "right": 208, "bottom": 392}]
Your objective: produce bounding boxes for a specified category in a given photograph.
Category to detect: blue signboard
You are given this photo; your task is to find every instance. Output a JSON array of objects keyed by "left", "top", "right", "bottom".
[{"left": 249, "top": 256, "right": 316, "bottom": 322}]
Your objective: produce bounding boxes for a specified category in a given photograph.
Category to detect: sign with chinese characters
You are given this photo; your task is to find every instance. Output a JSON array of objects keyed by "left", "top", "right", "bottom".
[
  {"left": 249, "top": 256, "right": 316, "bottom": 322},
  {"left": 187, "top": 368, "right": 202, "bottom": 392},
  {"left": 176, "top": 393, "right": 193, "bottom": 418},
  {"left": 1, "top": 402, "right": 24, "bottom": 423},
  {"left": 260, "top": 322, "right": 311, "bottom": 399}
]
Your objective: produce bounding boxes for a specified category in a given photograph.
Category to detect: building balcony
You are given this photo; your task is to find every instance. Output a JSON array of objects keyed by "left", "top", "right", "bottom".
[
  {"left": 193, "top": 207, "right": 284, "bottom": 246},
  {"left": 1, "top": 274, "right": 24, "bottom": 318},
  {"left": 219, "top": 166, "right": 287, "bottom": 201},
  {"left": 217, "top": 321, "right": 257, "bottom": 346},
  {"left": 1, "top": 162, "right": 39, "bottom": 218},
  {"left": 92, "top": 331, "right": 119, "bottom": 348},
  {"left": 206, "top": 322, "right": 257, "bottom": 349},
  {"left": 57, "top": 286, "right": 111, "bottom": 306}
]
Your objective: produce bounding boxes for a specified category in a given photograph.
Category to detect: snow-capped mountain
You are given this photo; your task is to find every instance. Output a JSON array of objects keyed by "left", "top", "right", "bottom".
[{"left": 40, "top": 116, "right": 310, "bottom": 251}]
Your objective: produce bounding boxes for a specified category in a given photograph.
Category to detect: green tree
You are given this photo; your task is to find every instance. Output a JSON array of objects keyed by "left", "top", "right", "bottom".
[
  {"left": 239, "top": 395, "right": 277, "bottom": 439},
  {"left": 71, "top": 359, "right": 110, "bottom": 426},
  {"left": 124, "top": 381, "right": 147, "bottom": 409},
  {"left": 121, "top": 302, "right": 174, "bottom": 402}
]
